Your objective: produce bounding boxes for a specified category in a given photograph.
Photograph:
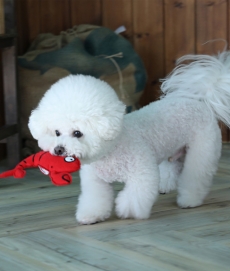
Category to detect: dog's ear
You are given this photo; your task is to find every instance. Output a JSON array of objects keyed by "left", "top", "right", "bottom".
[
  {"left": 28, "top": 107, "right": 48, "bottom": 140},
  {"left": 95, "top": 101, "right": 126, "bottom": 140}
]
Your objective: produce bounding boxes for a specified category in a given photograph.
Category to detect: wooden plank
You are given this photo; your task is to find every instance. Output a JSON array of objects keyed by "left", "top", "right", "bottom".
[
  {"left": 128, "top": 231, "right": 230, "bottom": 270},
  {"left": 113, "top": 237, "right": 227, "bottom": 271},
  {"left": 0, "top": 0, "right": 5, "bottom": 34},
  {"left": 2, "top": 45, "right": 21, "bottom": 167},
  {"left": 164, "top": 0, "right": 195, "bottom": 74},
  {"left": 181, "top": 221, "right": 230, "bottom": 242},
  {"left": 24, "top": 0, "right": 41, "bottom": 44},
  {"left": 133, "top": 0, "right": 164, "bottom": 106},
  {"left": 0, "top": 236, "right": 100, "bottom": 271},
  {"left": 4, "top": 0, "right": 16, "bottom": 34},
  {"left": 79, "top": 203, "right": 230, "bottom": 241},
  {"left": 15, "top": 0, "right": 31, "bottom": 55},
  {"left": 0, "top": 143, "right": 6, "bottom": 161},
  {"left": 0, "top": 34, "right": 15, "bottom": 48},
  {"left": 102, "top": 0, "right": 133, "bottom": 42},
  {"left": 16, "top": 0, "right": 40, "bottom": 54},
  {"left": 26, "top": 230, "right": 186, "bottom": 271},
  {"left": 70, "top": 0, "right": 102, "bottom": 26},
  {"left": 196, "top": 0, "right": 229, "bottom": 141},
  {"left": 0, "top": 124, "right": 18, "bottom": 140},
  {"left": 40, "top": 0, "right": 71, "bottom": 34},
  {"left": 196, "top": 0, "right": 228, "bottom": 54},
  {"left": 0, "top": 244, "right": 66, "bottom": 271},
  {"left": 0, "top": 171, "right": 80, "bottom": 236},
  {"left": 2, "top": 45, "right": 18, "bottom": 129}
]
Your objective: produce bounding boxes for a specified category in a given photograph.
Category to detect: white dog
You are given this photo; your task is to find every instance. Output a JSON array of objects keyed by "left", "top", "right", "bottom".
[{"left": 28, "top": 52, "right": 230, "bottom": 224}]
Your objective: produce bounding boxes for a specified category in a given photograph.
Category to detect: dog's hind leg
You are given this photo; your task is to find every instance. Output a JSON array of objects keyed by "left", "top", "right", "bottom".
[
  {"left": 177, "top": 124, "right": 222, "bottom": 208},
  {"left": 115, "top": 155, "right": 160, "bottom": 219},
  {"left": 159, "top": 159, "right": 184, "bottom": 194},
  {"left": 76, "top": 164, "right": 114, "bottom": 224}
]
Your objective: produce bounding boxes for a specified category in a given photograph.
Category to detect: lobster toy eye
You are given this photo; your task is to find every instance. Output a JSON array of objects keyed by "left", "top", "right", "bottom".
[
  {"left": 73, "top": 130, "right": 83, "bottom": 138},
  {"left": 65, "top": 157, "right": 75, "bottom": 162},
  {"left": 55, "top": 130, "right": 61, "bottom": 137}
]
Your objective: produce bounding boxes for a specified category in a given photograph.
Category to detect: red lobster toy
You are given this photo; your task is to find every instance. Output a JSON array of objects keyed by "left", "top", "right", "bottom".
[{"left": 0, "top": 151, "right": 81, "bottom": 186}]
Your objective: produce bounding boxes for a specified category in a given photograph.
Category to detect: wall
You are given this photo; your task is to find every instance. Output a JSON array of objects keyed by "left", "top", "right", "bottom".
[{"left": 14, "top": 0, "right": 230, "bottom": 141}]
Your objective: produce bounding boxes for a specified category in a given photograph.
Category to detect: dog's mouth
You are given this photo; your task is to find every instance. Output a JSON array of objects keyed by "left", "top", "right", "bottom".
[
  {"left": 70, "top": 152, "right": 82, "bottom": 159},
  {"left": 52, "top": 151, "right": 82, "bottom": 160},
  {"left": 52, "top": 145, "right": 83, "bottom": 160}
]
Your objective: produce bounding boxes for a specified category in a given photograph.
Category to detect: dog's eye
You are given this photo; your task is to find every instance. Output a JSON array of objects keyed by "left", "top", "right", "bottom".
[
  {"left": 73, "top": 130, "right": 83, "bottom": 138},
  {"left": 55, "top": 130, "right": 61, "bottom": 137}
]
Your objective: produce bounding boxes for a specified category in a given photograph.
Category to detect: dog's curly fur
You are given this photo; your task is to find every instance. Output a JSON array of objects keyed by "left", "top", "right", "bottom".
[{"left": 29, "top": 52, "right": 230, "bottom": 224}]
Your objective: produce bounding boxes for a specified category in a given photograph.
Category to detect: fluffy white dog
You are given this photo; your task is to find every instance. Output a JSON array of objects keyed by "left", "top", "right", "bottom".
[{"left": 28, "top": 52, "right": 230, "bottom": 224}]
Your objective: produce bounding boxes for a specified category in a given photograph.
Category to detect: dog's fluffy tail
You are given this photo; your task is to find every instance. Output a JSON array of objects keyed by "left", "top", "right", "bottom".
[{"left": 160, "top": 51, "right": 230, "bottom": 127}]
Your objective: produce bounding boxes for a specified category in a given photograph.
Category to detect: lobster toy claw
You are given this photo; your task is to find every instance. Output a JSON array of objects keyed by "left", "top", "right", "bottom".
[{"left": 0, "top": 151, "right": 81, "bottom": 186}]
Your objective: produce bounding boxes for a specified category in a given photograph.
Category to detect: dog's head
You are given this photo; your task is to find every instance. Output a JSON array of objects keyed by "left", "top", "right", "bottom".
[{"left": 28, "top": 75, "right": 126, "bottom": 163}]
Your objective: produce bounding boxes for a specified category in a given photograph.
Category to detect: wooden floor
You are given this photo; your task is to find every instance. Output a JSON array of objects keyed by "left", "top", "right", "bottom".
[{"left": 0, "top": 145, "right": 230, "bottom": 271}]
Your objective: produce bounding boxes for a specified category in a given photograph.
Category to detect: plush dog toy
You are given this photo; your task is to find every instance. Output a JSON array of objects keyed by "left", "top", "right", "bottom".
[{"left": 0, "top": 151, "right": 81, "bottom": 186}]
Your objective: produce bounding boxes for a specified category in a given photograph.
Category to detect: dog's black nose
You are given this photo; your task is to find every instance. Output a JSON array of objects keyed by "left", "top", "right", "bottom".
[{"left": 54, "top": 146, "right": 65, "bottom": 155}]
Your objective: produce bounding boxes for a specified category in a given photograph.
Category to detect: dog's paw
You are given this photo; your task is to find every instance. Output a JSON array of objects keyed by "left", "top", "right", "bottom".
[
  {"left": 159, "top": 171, "right": 177, "bottom": 194},
  {"left": 76, "top": 215, "right": 102, "bottom": 225},
  {"left": 115, "top": 193, "right": 132, "bottom": 219},
  {"left": 76, "top": 210, "right": 111, "bottom": 225},
  {"left": 115, "top": 191, "right": 150, "bottom": 220},
  {"left": 177, "top": 194, "right": 203, "bottom": 208},
  {"left": 158, "top": 179, "right": 177, "bottom": 194}
]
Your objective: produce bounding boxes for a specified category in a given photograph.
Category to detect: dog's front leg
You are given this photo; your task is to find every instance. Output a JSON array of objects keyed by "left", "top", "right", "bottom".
[
  {"left": 115, "top": 158, "right": 159, "bottom": 220},
  {"left": 76, "top": 164, "right": 114, "bottom": 225}
]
